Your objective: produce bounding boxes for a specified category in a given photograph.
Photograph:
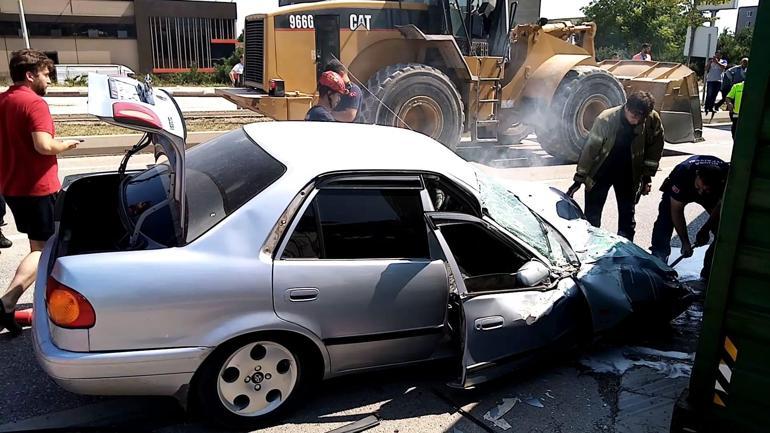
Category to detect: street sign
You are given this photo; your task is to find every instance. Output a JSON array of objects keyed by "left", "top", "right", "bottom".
[
  {"left": 697, "top": 0, "right": 737, "bottom": 11},
  {"left": 684, "top": 26, "right": 720, "bottom": 58}
]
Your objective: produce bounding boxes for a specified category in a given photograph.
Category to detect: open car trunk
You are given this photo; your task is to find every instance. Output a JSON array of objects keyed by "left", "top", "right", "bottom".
[{"left": 53, "top": 73, "right": 187, "bottom": 259}]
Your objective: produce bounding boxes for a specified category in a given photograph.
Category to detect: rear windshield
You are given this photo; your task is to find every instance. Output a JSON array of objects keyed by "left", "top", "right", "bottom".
[{"left": 124, "top": 128, "right": 286, "bottom": 246}]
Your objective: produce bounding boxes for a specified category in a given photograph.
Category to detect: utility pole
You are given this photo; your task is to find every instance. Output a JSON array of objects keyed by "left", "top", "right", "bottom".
[{"left": 18, "top": 0, "right": 30, "bottom": 48}]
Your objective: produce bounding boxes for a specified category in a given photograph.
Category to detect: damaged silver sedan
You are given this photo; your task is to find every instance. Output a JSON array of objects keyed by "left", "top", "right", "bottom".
[{"left": 33, "top": 74, "right": 688, "bottom": 428}]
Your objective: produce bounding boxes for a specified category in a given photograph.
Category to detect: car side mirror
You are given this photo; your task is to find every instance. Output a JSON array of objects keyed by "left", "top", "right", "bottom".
[{"left": 516, "top": 261, "right": 550, "bottom": 287}]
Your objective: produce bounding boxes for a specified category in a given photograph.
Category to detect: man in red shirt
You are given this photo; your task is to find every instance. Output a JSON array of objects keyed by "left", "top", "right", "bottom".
[{"left": 0, "top": 50, "right": 79, "bottom": 336}]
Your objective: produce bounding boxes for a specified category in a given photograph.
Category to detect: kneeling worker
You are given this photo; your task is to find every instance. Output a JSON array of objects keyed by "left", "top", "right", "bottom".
[
  {"left": 305, "top": 71, "right": 348, "bottom": 122},
  {"left": 650, "top": 155, "right": 729, "bottom": 279}
]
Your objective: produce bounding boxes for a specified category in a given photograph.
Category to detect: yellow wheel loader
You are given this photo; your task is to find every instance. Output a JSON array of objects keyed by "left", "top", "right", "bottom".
[{"left": 218, "top": 0, "right": 703, "bottom": 161}]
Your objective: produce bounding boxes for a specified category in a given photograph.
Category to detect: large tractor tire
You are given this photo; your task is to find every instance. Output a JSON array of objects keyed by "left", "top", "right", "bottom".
[
  {"left": 360, "top": 63, "right": 464, "bottom": 152},
  {"left": 536, "top": 66, "right": 626, "bottom": 162}
]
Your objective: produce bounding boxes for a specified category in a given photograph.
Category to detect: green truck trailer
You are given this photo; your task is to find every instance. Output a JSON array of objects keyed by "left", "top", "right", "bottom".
[{"left": 671, "top": 1, "right": 770, "bottom": 431}]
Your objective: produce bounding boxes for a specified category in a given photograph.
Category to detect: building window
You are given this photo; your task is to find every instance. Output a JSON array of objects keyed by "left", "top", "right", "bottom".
[
  {"left": 0, "top": 21, "right": 136, "bottom": 38},
  {"left": 149, "top": 16, "right": 236, "bottom": 71}
]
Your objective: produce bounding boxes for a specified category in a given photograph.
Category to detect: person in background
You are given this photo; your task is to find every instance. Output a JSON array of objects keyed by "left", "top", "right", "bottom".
[
  {"left": 704, "top": 51, "right": 728, "bottom": 115},
  {"left": 324, "top": 60, "right": 362, "bottom": 122},
  {"left": 726, "top": 76, "right": 745, "bottom": 140},
  {"left": 305, "top": 70, "right": 348, "bottom": 122},
  {"left": 650, "top": 156, "right": 729, "bottom": 280},
  {"left": 229, "top": 56, "right": 244, "bottom": 87},
  {"left": 0, "top": 195, "right": 12, "bottom": 250},
  {"left": 0, "top": 49, "right": 79, "bottom": 336},
  {"left": 716, "top": 57, "right": 748, "bottom": 112},
  {"left": 632, "top": 43, "right": 653, "bottom": 61},
  {"left": 567, "top": 91, "right": 665, "bottom": 241}
]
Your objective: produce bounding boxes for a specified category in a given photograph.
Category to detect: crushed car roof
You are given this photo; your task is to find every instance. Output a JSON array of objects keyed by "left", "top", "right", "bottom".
[{"left": 242, "top": 122, "right": 479, "bottom": 189}]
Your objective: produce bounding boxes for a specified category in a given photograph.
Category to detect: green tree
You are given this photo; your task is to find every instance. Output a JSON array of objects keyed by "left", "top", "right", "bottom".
[
  {"left": 582, "top": 0, "right": 707, "bottom": 62},
  {"left": 717, "top": 27, "right": 753, "bottom": 65}
]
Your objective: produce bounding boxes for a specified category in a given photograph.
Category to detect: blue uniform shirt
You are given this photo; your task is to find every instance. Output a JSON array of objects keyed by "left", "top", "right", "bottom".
[{"left": 334, "top": 83, "right": 363, "bottom": 122}]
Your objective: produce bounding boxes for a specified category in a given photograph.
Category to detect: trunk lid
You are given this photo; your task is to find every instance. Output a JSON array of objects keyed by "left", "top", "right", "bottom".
[{"left": 87, "top": 73, "right": 188, "bottom": 245}]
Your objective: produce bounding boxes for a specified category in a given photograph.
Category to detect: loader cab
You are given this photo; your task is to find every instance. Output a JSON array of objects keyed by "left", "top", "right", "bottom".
[{"left": 447, "top": 0, "right": 511, "bottom": 56}]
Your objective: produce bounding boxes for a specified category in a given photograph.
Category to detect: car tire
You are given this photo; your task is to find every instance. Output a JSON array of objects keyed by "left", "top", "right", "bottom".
[
  {"left": 360, "top": 63, "right": 464, "bottom": 152},
  {"left": 192, "top": 335, "right": 309, "bottom": 429},
  {"left": 536, "top": 66, "right": 626, "bottom": 162}
]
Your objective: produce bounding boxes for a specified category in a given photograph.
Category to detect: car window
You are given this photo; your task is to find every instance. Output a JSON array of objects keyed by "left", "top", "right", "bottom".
[
  {"left": 185, "top": 128, "right": 286, "bottom": 241},
  {"left": 476, "top": 171, "right": 554, "bottom": 262},
  {"left": 123, "top": 128, "right": 286, "bottom": 246},
  {"left": 282, "top": 188, "right": 429, "bottom": 260},
  {"left": 439, "top": 222, "right": 530, "bottom": 293},
  {"left": 424, "top": 175, "right": 479, "bottom": 215}
]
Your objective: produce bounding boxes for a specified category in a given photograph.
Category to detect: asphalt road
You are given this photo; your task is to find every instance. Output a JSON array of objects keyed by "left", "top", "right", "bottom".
[{"left": 0, "top": 124, "right": 733, "bottom": 432}]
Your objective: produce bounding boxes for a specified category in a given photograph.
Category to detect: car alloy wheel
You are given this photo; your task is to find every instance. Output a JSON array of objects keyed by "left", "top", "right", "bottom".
[{"left": 216, "top": 341, "right": 298, "bottom": 417}]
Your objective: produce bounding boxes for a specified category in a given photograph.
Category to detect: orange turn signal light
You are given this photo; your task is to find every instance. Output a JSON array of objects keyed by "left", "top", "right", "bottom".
[{"left": 46, "top": 277, "right": 96, "bottom": 329}]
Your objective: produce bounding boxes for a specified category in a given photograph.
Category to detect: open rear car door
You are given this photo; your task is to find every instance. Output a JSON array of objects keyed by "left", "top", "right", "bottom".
[{"left": 87, "top": 73, "right": 188, "bottom": 244}]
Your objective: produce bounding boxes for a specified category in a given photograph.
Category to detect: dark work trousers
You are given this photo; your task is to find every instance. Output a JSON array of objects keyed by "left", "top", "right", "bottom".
[
  {"left": 715, "top": 83, "right": 732, "bottom": 111},
  {"left": 0, "top": 194, "right": 5, "bottom": 226},
  {"left": 650, "top": 193, "right": 676, "bottom": 261},
  {"left": 704, "top": 81, "right": 722, "bottom": 113},
  {"left": 730, "top": 112, "right": 739, "bottom": 139},
  {"left": 585, "top": 179, "right": 637, "bottom": 241},
  {"left": 650, "top": 193, "right": 717, "bottom": 278}
]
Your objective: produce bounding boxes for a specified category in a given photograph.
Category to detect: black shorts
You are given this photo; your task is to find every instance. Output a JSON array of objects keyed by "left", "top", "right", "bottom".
[{"left": 4, "top": 194, "right": 57, "bottom": 242}]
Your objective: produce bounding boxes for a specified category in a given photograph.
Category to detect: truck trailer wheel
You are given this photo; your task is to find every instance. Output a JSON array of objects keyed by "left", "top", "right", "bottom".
[
  {"left": 536, "top": 66, "right": 626, "bottom": 162},
  {"left": 360, "top": 63, "right": 464, "bottom": 151}
]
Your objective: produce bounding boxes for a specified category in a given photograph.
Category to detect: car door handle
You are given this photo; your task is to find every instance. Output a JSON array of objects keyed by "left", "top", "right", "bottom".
[
  {"left": 286, "top": 288, "right": 319, "bottom": 302},
  {"left": 474, "top": 316, "right": 504, "bottom": 331}
]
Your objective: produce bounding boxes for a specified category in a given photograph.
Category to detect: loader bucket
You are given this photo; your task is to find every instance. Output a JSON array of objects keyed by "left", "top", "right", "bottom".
[{"left": 599, "top": 60, "right": 704, "bottom": 143}]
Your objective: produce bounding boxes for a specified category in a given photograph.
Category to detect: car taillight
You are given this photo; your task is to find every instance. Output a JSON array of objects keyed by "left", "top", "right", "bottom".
[{"left": 46, "top": 276, "right": 95, "bottom": 329}]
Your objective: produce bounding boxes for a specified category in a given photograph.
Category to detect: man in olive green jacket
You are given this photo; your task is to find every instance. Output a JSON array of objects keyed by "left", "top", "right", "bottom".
[{"left": 567, "top": 91, "right": 665, "bottom": 241}]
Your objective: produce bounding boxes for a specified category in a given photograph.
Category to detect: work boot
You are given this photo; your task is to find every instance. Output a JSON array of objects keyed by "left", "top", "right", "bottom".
[
  {"left": 0, "top": 302, "right": 22, "bottom": 337},
  {"left": 0, "top": 229, "right": 11, "bottom": 248}
]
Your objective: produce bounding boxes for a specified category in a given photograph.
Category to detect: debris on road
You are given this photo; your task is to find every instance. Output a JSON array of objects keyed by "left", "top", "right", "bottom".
[
  {"left": 483, "top": 397, "right": 520, "bottom": 430},
  {"left": 579, "top": 346, "right": 694, "bottom": 378},
  {"left": 325, "top": 414, "right": 380, "bottom": 433},
  {"left": 523, "top": 397, "right": 545, "bottom": 408}
]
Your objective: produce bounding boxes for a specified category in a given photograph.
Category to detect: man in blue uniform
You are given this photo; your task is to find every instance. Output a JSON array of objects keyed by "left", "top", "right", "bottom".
[
  {"left": 650, "top": 155, "right": 730, "bottom": 279},
  {"left": 324, "top": 60, "right": 362, "bottom": 123}
]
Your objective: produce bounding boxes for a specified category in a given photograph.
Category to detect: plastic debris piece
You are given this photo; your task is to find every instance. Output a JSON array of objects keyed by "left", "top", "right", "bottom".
[
  {"left": 404, "top": 386, "right": 417, "bottom": 394},
  {"left": 524, "top": 397, "right": 545, "bottom": 408},
  {"left": 545, "top": 391, "right": 555, "bottom": 399},
  {"left": 483, "top": 397, "right": 520, "bottom": 430},
  {"left": 483, "top": 412, "right": 512, "bottom": 430}
]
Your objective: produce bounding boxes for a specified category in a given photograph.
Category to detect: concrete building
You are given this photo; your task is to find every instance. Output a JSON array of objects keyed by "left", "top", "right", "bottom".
[
  {"left": 735, "top": 6, "right": 758, "bottom": 32},
  {"left": 0, "top": 0, "right": 236, "bottom": 80}
]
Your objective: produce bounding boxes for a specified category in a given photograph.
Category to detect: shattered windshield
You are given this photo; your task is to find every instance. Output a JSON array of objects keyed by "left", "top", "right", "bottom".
[{"left": 476, "top": 172, "right": 573, "bottom": 267}]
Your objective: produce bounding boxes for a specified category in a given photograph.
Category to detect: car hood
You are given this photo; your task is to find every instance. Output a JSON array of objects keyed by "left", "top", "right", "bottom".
[{"left": 502, "top": 180, "right": 688, "bottom": 331}]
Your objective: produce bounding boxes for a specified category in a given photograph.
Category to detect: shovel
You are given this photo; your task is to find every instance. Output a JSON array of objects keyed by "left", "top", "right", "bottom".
[{"left": 669, "top": 244, "right": 705, "bottom": 267}]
